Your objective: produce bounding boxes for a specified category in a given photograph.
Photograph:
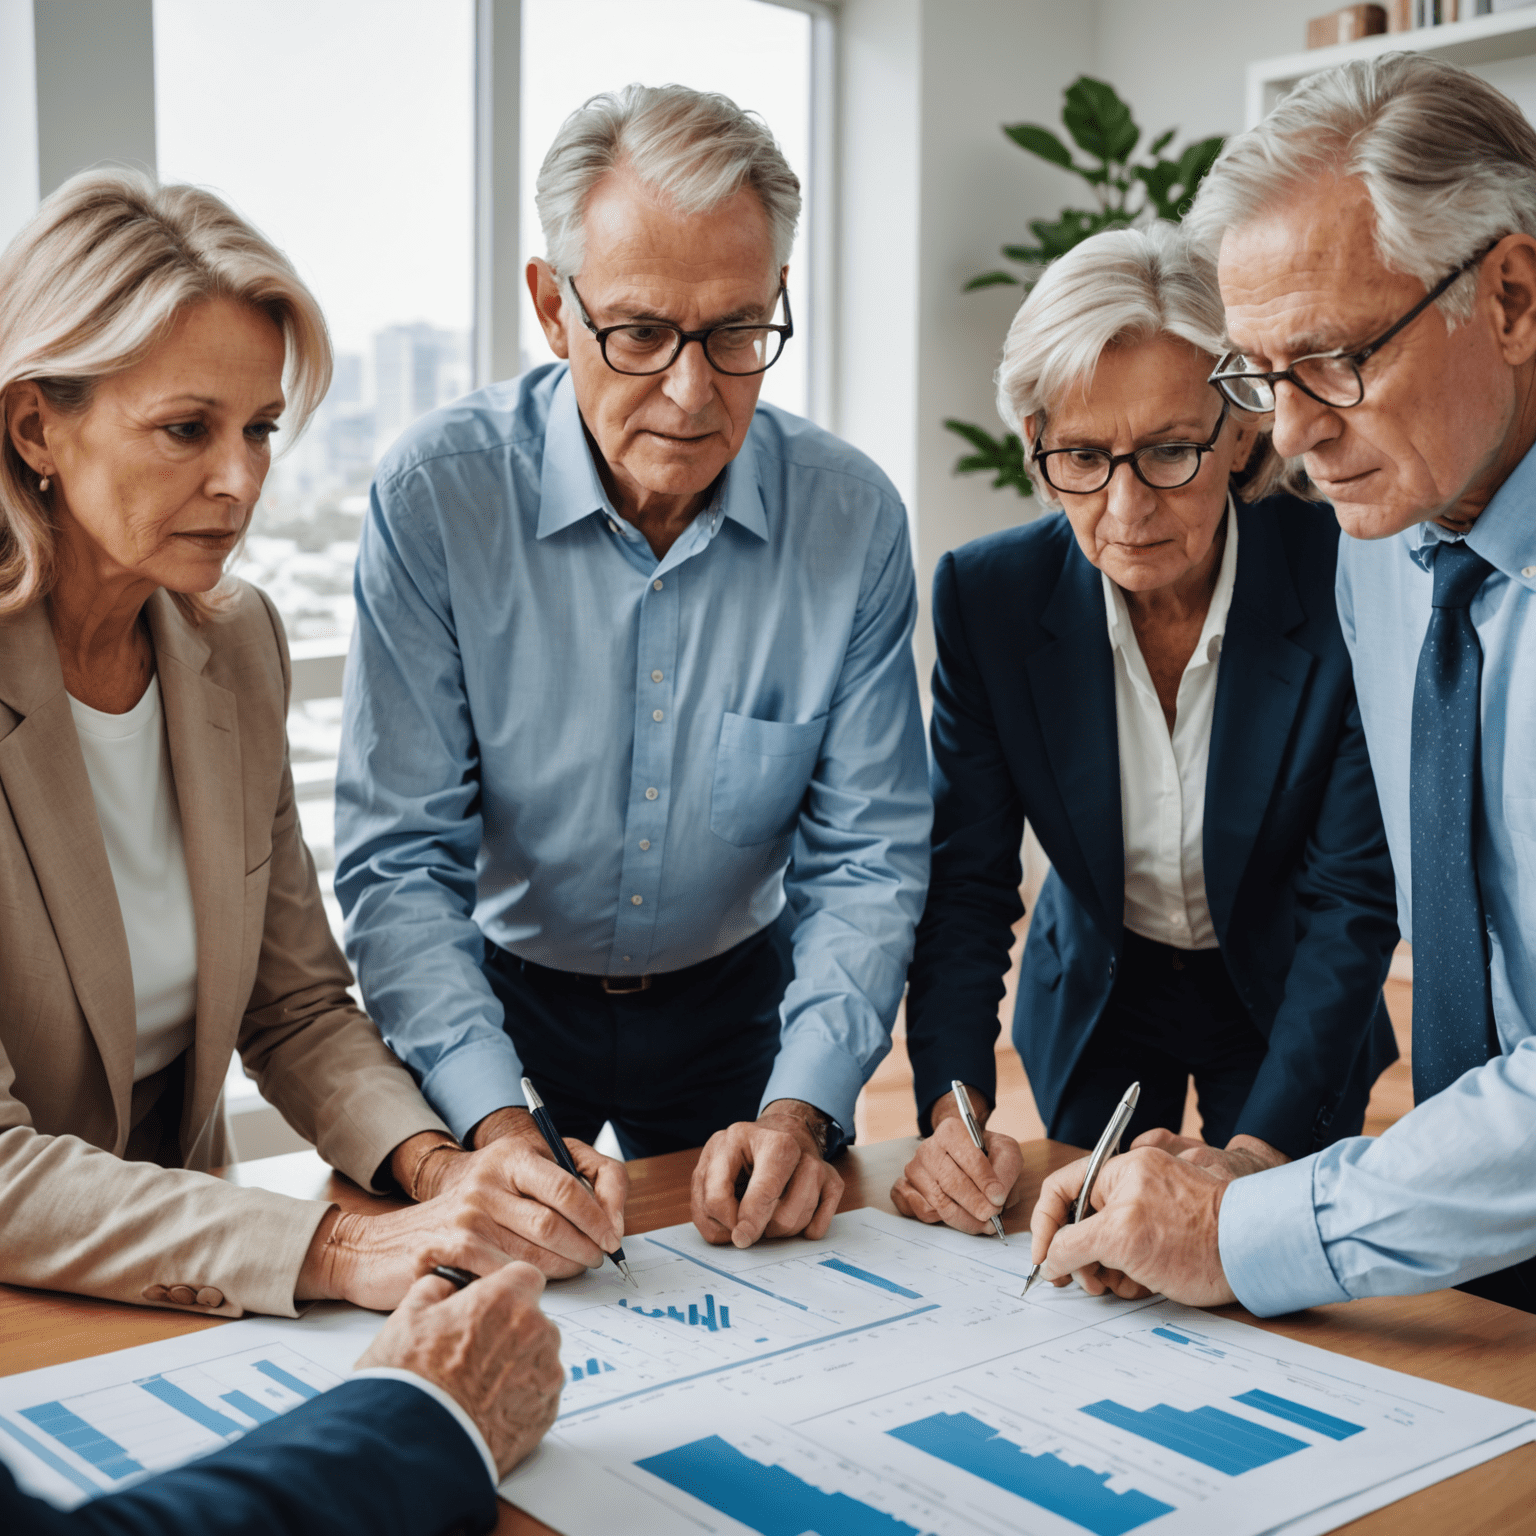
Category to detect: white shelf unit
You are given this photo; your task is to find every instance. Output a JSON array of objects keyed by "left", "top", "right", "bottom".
[{"left": 1248, "top": 9, "right": 1536, "bottom": 126}]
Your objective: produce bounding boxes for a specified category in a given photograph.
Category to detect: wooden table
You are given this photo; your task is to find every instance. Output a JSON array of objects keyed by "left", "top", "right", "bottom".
[{"left": 3, "top": 1138, "right": 1534, "bottom": 1534}]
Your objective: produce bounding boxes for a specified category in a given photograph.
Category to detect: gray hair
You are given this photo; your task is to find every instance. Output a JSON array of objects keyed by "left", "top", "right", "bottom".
[
  {"left": 1185, "top": 53, "right": 1536, "bottom": 327},
  {"left": 995, "top": 222, "right": 1292, "bottom": 506},
  {"left": 535, "top": 83, "right": 801, "bottom": 279},
  {"left": 0, "top": 168, "right": 331, "bottom": 620}
]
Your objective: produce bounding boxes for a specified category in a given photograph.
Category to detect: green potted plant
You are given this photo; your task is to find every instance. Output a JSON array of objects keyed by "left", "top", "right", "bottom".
[{"left": 947, "top": 77, "right": 1224, "bottom": 496}]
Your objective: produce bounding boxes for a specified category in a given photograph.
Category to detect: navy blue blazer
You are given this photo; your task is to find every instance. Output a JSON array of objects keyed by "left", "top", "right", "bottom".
[
  {"left": 2, "top": 1378, "right": 495, "bottom": 1536},
  {"left": 906, "top": 496, "right": 1399, "bottom": 1159}
]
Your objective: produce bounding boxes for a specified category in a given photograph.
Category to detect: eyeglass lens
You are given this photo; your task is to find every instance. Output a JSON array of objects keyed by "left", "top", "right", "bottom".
[
  {"left": 1214, "top": 354, "right": 1363, "bottom": 412},
  {"left": 1043, "top": 442, "right": 1207, "bottom": 494},
  {"left": 603, "top": 323, "right": 785, "bottom": 376}
]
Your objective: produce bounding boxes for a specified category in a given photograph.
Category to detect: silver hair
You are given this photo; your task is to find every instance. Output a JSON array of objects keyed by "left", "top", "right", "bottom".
[
  {"left": 995, "top": 222, "right": 1293, "bottom": 507},
  {"left": 1184, "top": 52, "right": 1536, "bottom": 326},
  {"left": 535, "top": 83, "right": 801, "bottom": 279}
]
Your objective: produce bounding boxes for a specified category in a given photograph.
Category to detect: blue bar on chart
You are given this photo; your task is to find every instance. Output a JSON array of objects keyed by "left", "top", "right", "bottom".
[
  {"left": 0, "top": 1415, "right": 106, "bottom": 1498},
  {"left": 252, "top": 1360, "right": 321, "bottom": 1401},
  {"left": 888, "top": 1411, "right": 1174, "bottom": 1536},
  {"left": 18, "top": 1402, "right": 144, "bottom": 1481},
  {"left": 1150, "top": 1326, "right": 1224, "bottom": 1358},
  {"left": 1080, "top": 1399, "right": 1307, "bottom": 1476},
  {"left": 569, "top": 1358, "right": 617, "bottom": 1383},
  {"left": 818, "top": 1257, "right": 922, "bottom": 1300},
  {"left": 1233, "top": 1390, "right": 1364, "bottom": 1441},
  {"left": 138, "top": 1377, "right": 245, "bottom": 1437},
  {"left": 619, "top": 1294, "right": 730, "bottom": 1331},
  {"left": 220, "top": 1390, "right": 279, "bottom": 1425},
  {"left": 637, "top": 1433, "right": 922, "bottom": 1536}
]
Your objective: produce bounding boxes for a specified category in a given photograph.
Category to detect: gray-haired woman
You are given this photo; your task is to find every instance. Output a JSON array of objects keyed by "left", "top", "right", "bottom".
[
  {"left": 0, "top": 170, "right": 624, "bottom": 1319},
  {"left": 891, "top": 221, "right": 1400, "bottom": 1240}
]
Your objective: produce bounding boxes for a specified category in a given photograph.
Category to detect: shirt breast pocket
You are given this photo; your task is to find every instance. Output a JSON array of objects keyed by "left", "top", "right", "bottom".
[{"left": 710, "top": 712, "right": 829, "bottom": 848}]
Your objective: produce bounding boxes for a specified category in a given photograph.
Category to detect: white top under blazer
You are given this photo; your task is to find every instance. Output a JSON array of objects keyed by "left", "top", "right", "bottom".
[
  {"left": 69, "top": 675, "right": 198, "bottom": 1080},
  {"left": 1101, "top": 500, "right": 1239, "bottom": 953}
]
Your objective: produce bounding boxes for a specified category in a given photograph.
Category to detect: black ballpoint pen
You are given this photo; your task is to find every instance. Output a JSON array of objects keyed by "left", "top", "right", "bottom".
[{"left": 521, "top": 1076, "right": 636, "bottom": 1287}]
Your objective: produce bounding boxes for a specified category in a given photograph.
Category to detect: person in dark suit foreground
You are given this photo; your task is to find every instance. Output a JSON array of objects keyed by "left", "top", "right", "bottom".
[
  {"left": 3, "top": 1261, "right": 563, "bottom": 1535},
  {"left": 892, "top": 222, "right": 1399, "bottom": 1234}
]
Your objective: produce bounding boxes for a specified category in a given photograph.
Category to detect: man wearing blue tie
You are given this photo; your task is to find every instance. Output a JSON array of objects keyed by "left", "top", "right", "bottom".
[
  {"left": 335, "top": 84, "right": 928, "bottom": 1266},
  {"left": 1028, "top": 53, "right": 1536, "bottom": 1314}
]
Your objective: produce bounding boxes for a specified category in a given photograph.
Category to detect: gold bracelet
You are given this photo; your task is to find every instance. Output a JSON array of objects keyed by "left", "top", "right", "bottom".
[{"left": 406, "top": 1139, "right": 463, "bottom": 1202}]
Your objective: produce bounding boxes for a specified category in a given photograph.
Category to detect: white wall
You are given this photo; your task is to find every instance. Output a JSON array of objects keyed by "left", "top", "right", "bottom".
[{"left": 0, "top": 0, "right": 39, "bottom": 249}]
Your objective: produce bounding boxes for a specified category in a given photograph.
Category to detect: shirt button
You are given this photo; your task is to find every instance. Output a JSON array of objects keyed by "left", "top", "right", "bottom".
[
  {"left": 645, "top": 787, "right": 658, "bottom": 800},
  {"left": 608, "top": 520, "right": 619, "bottom": 534},
  {"left": 653, "top": 579, "right": 663, "bottom": 591},
  {"left": 639, "top": 839, "right": 650, "bottom": 850},
  {"left": 631, "top": 894, "right": 643, "bottom": 905},
  {"left": 1524, "top": 566, "right": 1536, "bottom": 578},
  {"left": 653, "top": 709, "right": 664, "bottom": 722},
  {"left": 651, "top": 670, "right": 663, "bottom": 683}
]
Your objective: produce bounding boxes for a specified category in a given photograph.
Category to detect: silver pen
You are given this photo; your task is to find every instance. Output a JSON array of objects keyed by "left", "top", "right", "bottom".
[
  {"left": 950, "top": 1080, "right": 1007, "bottom": 1244},
  {"left": 1021, "top": 1080, "right": 1140, "bottom": 1299}
]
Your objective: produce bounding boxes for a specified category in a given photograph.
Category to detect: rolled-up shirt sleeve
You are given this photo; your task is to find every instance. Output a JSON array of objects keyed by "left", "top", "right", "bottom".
[
  {"left": 335, "top": 474, "right": 526, "bottom": 1143},
  {"left": 1220, "top": 1036, "right": 1536, "bottom": 1315},
  {"left": 763, "top": 505, "right": 932, "bottom": 1138}
]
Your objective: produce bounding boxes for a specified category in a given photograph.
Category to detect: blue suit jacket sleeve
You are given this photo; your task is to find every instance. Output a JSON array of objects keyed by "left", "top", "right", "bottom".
[
  {"left": 3, "top": 1378, "right": 496, "bottom": 1536},
  {"left": 904, "top": 550, "right": 1024, "bottom": 1129}
]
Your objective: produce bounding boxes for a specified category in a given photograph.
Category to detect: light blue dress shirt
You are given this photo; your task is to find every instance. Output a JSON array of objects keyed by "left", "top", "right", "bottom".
[
  {"left": 333, "top": 365, "right": 930, "bottom": 1144},
  {"left": 1220, "top": 443, "right": 1536, "bottom": 1314}
]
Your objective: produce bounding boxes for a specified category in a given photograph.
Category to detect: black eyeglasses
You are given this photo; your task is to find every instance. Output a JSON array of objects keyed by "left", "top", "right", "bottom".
[
  {"left": 1032, "top": 399, "right": 1230, "bottom": 496},
  {"left": 567, "top": 278, "right": 793, "bottom": 377},
  {"left": 1209, "top": 242, "right": 1497, "bottom": 412}
]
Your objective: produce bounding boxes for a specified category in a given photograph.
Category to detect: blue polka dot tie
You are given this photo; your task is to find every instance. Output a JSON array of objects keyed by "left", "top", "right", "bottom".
[{"left": 1410, "top": 539, "right": 1500, "bottom": 1102}]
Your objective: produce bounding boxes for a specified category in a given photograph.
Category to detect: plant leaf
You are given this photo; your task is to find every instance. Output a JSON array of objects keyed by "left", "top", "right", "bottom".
[
  {"left": 943, "top": 420, "right": 1034, "bottom": 497},
  {"left": 1148, "top": 127, "right": 1175, "bottom": 156},
  {"left": 1062, "top": 76, "right": 1139, "bottom": 164},
  {"left": 963, "top": 271, "right": 1022, "bottom": 291},
  {"left": 1002, "top": 122, "right": 1074, "bottom": 169}
]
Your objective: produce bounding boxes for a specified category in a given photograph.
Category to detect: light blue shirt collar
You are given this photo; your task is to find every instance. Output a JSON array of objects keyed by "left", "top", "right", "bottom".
[
  {"left": 536, "top": 367, "right": 768, "bottom": 545},
  {"left": 1409, "top": 436, "right": 1536, "bottom": 593}
]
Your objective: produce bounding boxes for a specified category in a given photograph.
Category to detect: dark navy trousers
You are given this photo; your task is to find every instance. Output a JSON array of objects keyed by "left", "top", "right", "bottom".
[{"left": 484, "top": 913, "right": 793, "bottom": 1160}]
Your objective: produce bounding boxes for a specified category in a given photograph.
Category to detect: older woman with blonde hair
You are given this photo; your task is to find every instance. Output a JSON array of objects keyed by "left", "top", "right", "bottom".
[
  {"left": 0, "top": 169, "right": 626, "bottom": 1318},
  {"left": 891, "top": 221, "right": 1400, "bottom": 1240}
]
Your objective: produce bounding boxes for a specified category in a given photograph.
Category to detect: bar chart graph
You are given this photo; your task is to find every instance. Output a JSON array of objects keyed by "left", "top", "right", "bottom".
[
  {"left": 617, "top": 1293, "right": 731, "bottom": 1331},
  {"left": 637, "top": 1433, "right": 927, "bottom": 1536},
  {"left": 2, "top": 1344, "right": 341, "bottom": 1498},
  {"left": 1079, "top": 1399, "right": 1308, "bottom": 1475},
  {"left": 568, "top": 1358, "right": 617, "bottom": 1384},
  {"left": 887, "top": 1411, "right": 1174, "bottom": 1536}
]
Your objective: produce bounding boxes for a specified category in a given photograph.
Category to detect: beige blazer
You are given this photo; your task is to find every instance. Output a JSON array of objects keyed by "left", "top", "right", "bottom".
[{"left": 0, "top": 583, "right": 448, "bottom": 1317}]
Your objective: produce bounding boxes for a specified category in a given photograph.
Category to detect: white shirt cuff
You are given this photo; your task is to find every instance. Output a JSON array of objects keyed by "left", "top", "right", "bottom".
[
  {"left": 350, "top": 1367, "right": 498, "bottom": 1485},
  {"left": 1218, "top": 1155, "right": 1350, "bottom": 1316}
]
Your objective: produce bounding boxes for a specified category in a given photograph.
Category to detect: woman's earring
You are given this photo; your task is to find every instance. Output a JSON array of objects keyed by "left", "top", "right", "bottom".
[{"left": 38, "top": 473, "right": 51, "bottom": 493}]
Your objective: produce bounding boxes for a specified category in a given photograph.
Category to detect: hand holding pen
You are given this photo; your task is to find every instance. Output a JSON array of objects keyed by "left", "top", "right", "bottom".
[
  {"left": 522, "top": 1078, "right": 637, "bottom": 1286},
  {"left": 890, "top": 1084, "right": 1026, "bottom": 1236},
  {"left": 1021, "top": 1081, "right": 1140, "bottom": 1299}
]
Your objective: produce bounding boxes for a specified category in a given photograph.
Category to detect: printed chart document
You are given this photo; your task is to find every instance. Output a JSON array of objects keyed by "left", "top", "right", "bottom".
[
  {"left": 1, "top": 1209, "right": 1531, "bottom": 1535},
  {"left": 514, "top": 1210, "right": 1535, "bottom": 1536}
]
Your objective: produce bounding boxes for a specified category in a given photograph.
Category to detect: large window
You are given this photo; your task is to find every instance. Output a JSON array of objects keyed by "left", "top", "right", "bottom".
[
  {"left": 154, "top": 0, "right": 476, "bottom": 650},
  {"left": 520, "top": 0, "right": 814, "bottom": 417}
]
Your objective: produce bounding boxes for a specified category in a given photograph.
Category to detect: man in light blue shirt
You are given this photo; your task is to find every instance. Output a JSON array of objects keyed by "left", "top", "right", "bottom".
[
  {"left": 335, "top": 85, "right": 929, "bottom": 1270},
  {"left": 1026, "top": 55, "right": 1536, "bottom": 1314}
]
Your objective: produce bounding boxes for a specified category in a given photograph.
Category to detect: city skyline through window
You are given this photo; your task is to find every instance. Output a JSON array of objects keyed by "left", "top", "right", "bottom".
[{"left": 154, "top": 0, "right": 476, "bottom": 647}]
